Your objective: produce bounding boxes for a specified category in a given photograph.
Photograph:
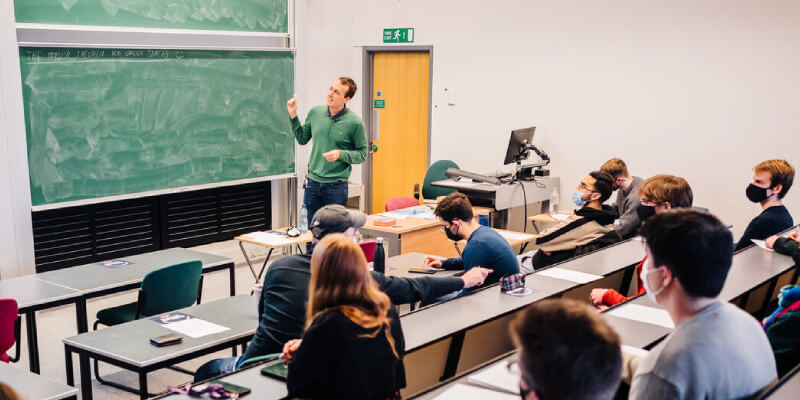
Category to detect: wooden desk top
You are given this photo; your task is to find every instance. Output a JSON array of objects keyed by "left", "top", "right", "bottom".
[
  {"left": 528, "top": 210, "right": 574, "bottom": 223},
  {"left": 235, "top": 228, "right": 313, "bottom": 248},
  {"left": 362, "top": 213, "right": 440, "bottom": 234}
]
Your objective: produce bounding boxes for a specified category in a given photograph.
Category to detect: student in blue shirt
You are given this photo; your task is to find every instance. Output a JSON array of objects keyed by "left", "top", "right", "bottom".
[{"left": 422, "top": 192, "right": 519, "bottom": 285}]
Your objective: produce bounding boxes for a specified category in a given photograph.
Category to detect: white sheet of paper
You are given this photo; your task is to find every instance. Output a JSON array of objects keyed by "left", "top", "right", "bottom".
[
  {"left": 466, "top": 360, "right": 520, "bottom": 394},
  {"left": 607, "top": 303, "right": 675, "bottom": 329},
  {"left": 621, "top": 344, "right": 650, "bottom": 357},
  {"left": 378, "top": 212, "right": 409, "bottom": 220},
  {"left": 751, "top": 239, "right": 774, "bottom": 252},
  {"left": 496, "top": 230, "right": 535, "bottom": 241},
  {"left": 162, "top": 318, "right": 230, "bottom": 338},
  {"left": 551, "top": 213, "right": 570, "bottom": 222},
  {"left": 432, "top": 383, "right": 519, "bottom": 400},
  {"left": 537, "top": 267, "right": 602, "bottom": 284},
  {"left": 242, "top": 232, "right": 293, "bottom": 246}
]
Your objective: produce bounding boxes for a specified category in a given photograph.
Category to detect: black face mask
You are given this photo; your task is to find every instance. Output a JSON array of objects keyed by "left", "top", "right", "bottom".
[
  {"left": 746, "top": 183, "right": 771, "bottom": 203},
  {"left": 636, "top": 204, "right": 656, "bottom": 222},
  {"left": 444, "top": 223, "right": 462, "bottom": 241}
]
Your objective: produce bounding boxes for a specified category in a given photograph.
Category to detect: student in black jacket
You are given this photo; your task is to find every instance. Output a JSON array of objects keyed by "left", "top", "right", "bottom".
[
  {"left": 284, "top": 234, "right": 405, "bottom": 399},
  {"left": 736, "top": 159, "right": 794, "bottom": 251},
  {"left": 194, "top": 205, "right": 491, "bottom": 381}
]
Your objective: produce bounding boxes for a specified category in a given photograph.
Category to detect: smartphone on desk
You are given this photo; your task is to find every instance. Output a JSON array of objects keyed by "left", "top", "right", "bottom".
[
  {"left": 261, "top": 362, "right": 289, "bottom": 381},
  {"left": 209, "top": 380, "right": 251, "bottom": 397},
  {"left": 409, "top": 267, "right": 436, "bottom": 274},
  {"left": 150, "top": 333, "right": 182, "bottom": 347}
]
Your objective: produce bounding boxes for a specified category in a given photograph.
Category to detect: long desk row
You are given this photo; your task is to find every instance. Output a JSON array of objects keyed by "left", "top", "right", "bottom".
[
  {"left": 410, "top": 229, "right": 800, "bottom": 399},
  {"left": 151, "top": 238, "right": 646, "bottom": 400},
  {"left": 0, "top": 248, "right": 235, "bottom": 374}
]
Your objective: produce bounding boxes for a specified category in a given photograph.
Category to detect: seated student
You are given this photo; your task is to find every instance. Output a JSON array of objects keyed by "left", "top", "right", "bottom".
[
  {"left": 512, "top": 298, "right": 622, "bottom": 400},
  {"left": 736, "top": 159, "right": 794, "bottom": 251},
  {"left": 589, "top": 175, "right": 693, "bottom": 308},
  {"left": 194, "top": 204, "right": 491, "bottom": 381},
  {"left": 765, "top": 233, "right": 800, "bottom": 376},
  {"left": 531, "top": 171, "right": 617, "bottom": 269},
  {"left": 421, "top": 192, "right": 519, "bottom": 285},
  {"left": 600, "top": 158, "right": 644, "bottom": 238},
  {"left": 629, "top": 210, "right": 776, "bottom": 400},
  {"left": 284, "top": 234, "right": 405, "bottom": 400}
]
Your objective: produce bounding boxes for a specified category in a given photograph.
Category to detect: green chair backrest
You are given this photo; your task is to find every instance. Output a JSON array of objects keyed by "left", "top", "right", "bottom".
[
  {"left": 139, "top": 260, "right": 203, "bottom": 317},
  {"left": 422, "top": 160, "right": 460, "bottom": 200}
]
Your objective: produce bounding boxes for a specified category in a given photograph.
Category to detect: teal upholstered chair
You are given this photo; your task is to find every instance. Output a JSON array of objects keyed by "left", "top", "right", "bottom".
[
  {"left": 416, "top": 160, "right": 460, "bottom": 202},
  {"left": 93, "top": 260, "right": 204, "bottom": 395}
]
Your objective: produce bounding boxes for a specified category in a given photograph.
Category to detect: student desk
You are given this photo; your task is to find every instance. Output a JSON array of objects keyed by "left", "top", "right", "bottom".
[
  {"left": 1, "top": 248, "right": 233, "bottom": 375},
  {"left": 63, "top": 295, "right": 257, "bottom": 400},
  {"left": 153, "top": 360, "right": 288, "bottom": 400},
  {"left": 0, "top": 362, "right": 78, "bottom": 400},
  {"left": 360, "top": 213, "right": 449, "bottom": 257},
  {"left": 234, "top": 229, "right": 313, "bottom": 281},
  {"left": 0, "top": 276, "right": 82, "bottom": 373},
  {"left": 760, "top": 364, "right": 800, "bottom": 400}
]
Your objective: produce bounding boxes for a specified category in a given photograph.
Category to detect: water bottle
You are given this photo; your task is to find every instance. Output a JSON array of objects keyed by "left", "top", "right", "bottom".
[
  {"left": 373, "top": 238, "right": 386, "bottom": 273},
  {"left": 549, "top": 187, "right": 560, "bottom": 214},
  {"left": 478, "top": 210, "right": 490, "bottom": 227},
  {"left": 299, "top": 204, "right": 308, "bottom": 233}
]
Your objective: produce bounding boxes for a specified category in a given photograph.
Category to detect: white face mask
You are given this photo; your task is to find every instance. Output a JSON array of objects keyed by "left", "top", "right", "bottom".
[{"left": 640, "top": 258, "right": 666, "bottom": 303}]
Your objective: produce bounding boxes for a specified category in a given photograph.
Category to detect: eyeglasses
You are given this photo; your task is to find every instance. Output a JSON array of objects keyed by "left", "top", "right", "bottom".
[{"left": 578, "top": 182, "right": 597, "bottom": 192}]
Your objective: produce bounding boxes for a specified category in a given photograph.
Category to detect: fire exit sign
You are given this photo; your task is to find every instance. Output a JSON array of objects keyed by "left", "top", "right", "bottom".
[{"left": 383, "top": 28, "right": 414, "bottom": 43}]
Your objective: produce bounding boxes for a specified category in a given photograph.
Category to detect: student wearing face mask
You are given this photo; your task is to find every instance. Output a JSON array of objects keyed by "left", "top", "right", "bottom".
[
  {"left": 422, "top": 192, "right": 519, "bottom": 286},
  {"left": 590, "top": 175, "right": 693, "bottom": 308},
  {"left": 529, "top": 171, "right": 617, "bottom": 269},
  {"left": 735, "top": 159, "right": 794, "bottom": 251},
  {"left": 512, "top": 299, "right": 622, "bottom": 400},
  {"left": 628, "top": 210, "right": 776, "bottom": 400}
]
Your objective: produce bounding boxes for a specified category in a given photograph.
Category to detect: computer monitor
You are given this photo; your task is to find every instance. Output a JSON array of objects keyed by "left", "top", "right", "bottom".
[{"left": 503, "top": 126, "right": 536, "bottom": 165}]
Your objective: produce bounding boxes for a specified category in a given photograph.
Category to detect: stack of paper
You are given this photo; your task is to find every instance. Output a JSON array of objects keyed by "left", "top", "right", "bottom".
[
  {"left": 496, "top": 230, "right": 535, "bottom": 241},
  {"left": 242, "top": 231, "right": 293, "bottom": 246},
  {"left": 432, "top": 383, "right": 518, "bottom": 400},
  {"left": 537, "top": 267, "right": 602, "bottom": 284},
  {"left": 466, "top": 360, "right": 520, "bottom": 394},
  {"left": 607, "top": 303, "right": 675, "bottom": 329}
]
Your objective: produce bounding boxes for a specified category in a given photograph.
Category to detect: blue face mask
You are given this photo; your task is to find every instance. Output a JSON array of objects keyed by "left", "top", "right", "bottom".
[{"left": 572, "top": 189, "right": 588, "bottom": 206}]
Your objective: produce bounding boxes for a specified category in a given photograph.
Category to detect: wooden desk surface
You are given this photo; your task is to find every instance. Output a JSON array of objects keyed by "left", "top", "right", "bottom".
[
  {"left": 234, "top": 228, "right": 313, "bottom": 248},
  {"left": 363, "top": 214, "right": 441, "bottom": 234},
  {"left": 529, "top": 210, "right": 574, "bottom": 223}
]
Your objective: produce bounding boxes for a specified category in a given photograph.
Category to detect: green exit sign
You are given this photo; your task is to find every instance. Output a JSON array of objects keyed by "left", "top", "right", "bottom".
[{"left": 383, "top": 28, "right": 414, "bottom": 43}]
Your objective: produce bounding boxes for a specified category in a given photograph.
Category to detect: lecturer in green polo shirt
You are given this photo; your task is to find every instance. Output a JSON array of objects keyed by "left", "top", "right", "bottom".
[{"left": 287, "top": 77, "right": 368, "bottom": 236}]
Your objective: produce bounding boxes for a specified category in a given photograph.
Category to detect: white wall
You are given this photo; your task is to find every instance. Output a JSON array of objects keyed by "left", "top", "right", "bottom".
[
  {"left": 298, "top": 0, "right": 800, "bottom": 238},
  {"left": 0, "top": 1, "right": 35, "bottom": 278}
]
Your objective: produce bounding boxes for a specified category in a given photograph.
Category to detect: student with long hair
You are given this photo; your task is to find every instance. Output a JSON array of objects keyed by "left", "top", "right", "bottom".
[{"left": 285, "top": 234, "right": 405, "bottom": 400}]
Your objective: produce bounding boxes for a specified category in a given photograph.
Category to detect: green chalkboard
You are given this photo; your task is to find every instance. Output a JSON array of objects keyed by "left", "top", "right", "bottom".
[
  {"left": 15, "top": 0, "right": 288, "bottom": 33},
  {"left": 20, "top": 47, "right": 295, "bottom": 206}
]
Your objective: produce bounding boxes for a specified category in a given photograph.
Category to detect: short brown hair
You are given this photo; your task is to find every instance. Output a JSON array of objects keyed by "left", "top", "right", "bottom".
[
  {"left": 434, "top": 192, "right": 473, "bottom": 223},
  {"left": 0, "top": 383, "right": 22, "bottom": 400},
  {"left": 511, "top": 299, "right": 622, "bottom": 400},
  {"left": 755, "top": 159, "right": 794, "bottom": 199},
  {"left": 338, "top": 77, "right": 357, "bottom": 99},
  {"left": 638, "top": 175, "right": 693, "bottom": 208},
  {"left": 600, "top": 158, "right": 629, "bottom": 178}
]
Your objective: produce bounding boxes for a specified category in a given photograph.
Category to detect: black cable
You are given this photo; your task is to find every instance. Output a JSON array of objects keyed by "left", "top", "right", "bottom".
[{"left": 519, "top": 180, "right": 530, "bottom": 253}]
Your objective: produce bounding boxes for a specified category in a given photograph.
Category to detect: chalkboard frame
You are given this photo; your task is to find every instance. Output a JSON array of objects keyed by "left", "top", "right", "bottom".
[{"left": 16, "top": 1, "right": 298, "bottom": 211}]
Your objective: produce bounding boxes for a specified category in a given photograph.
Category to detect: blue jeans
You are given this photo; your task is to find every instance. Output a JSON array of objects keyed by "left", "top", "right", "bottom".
[
  {"left": 304, "top": 178, "right": 348, "bottom": 250},
  {"left": 194, "top": 356, "right": 241, "bottom": 382}
]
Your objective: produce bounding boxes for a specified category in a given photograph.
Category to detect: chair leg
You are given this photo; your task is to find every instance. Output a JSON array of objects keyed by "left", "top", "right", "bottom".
[
  {"left": 197, "top": 275, "right": 204, "bottom": 305},
  {"left": 9, "top": 317, "right": 21, "bottom": 363},
  {"left": 92, "top": 320, "right": 154, "bottom": 397}
]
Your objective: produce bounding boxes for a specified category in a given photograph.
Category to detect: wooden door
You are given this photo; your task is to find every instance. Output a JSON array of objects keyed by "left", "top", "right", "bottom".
[{"left": 370, "top": 52, "right": 430, "bottom": 214}]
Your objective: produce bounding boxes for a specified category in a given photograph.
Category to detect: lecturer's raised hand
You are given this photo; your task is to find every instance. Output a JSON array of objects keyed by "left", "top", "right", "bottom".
[
  {"left": 286, "top": 95, "right": 298, "bottom": 119},
  {"left": 322, "top": 149, "right": 341, "bottom": 162}
]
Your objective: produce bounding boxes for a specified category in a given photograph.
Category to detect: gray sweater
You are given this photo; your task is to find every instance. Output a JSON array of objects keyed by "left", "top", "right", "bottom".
[
  {"left": 612, "top": 176, "right": 643, "bottom": 237},
  {"left": 630, "top": 301, "right": 776, "bottom": 400}
]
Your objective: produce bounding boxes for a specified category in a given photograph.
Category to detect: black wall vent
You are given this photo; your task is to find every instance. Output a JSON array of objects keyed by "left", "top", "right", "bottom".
[{"left": 32, "top": 182, "right": 271, "bottom": 272}]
